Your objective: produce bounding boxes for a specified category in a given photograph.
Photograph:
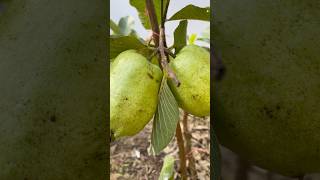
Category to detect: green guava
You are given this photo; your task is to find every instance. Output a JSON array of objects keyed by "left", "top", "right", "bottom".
[
  {"left": 169, "top": 45, "right": 210, "bottom": 117},
  {"left": 111, "top": 50, "right": 162, "bottom": 139},
  {"left": 213, "top": 0, "right": 320, "bottom": 176}
]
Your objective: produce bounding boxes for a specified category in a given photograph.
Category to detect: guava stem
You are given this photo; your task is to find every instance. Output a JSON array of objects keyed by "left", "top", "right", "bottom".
[
  {"left": 182, "top": 112, "right": 198, "bottom": 178},
  {"left": 164, "top": 48, "right": 176, "bottom": 58},
  {"left": 176, "top": 122, "right": 187, "bottom": 179},
  {"left": 146, "top": 0, "right": 180, "bottom": 86},
  {"left": 162, "top": 0, "right": 170, "bottom": 25},
  {"left": 146, "top": 0, "right": 159, "bottom": 47},
  {"left": 159, "top": 28, "right": 180, "bottom": 86}
]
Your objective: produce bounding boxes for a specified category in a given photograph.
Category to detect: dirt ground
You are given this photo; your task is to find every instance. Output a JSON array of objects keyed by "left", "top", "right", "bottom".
[
  {"left": 110, "top": 114, "right": 210, "bottom": 180},
  {"left": 110, "top": 113, "right": 320, "bottom": 180}
]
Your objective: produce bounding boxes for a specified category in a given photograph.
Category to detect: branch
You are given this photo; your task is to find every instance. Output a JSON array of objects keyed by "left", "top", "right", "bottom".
[
  {"left": 146, "top": 0, "right": 179, "bottom": 85},
  {"left": 163, "top": 0, "right": 171, "bottom": 25},
  {"left": 159, "top": 28, "right": 180, "bottom": 86},
  {"left": 146, "top": 0, "right": 160, "bottom": 46},
  {"left": 176, "top": 122, "right": 187, "bottom": 180},
  {"left": 161, "top": 0, "right": 170, "bottom": 47},
  {"left": 182, "top": 111, "right": 197, "bottom": 178}
]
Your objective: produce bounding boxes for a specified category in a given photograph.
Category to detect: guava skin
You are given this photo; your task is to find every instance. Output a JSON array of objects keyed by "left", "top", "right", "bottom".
[
  {"left": 0, "top": 0, "right": 107, "bottom": 179},
  {"left": 169, "top": 45, "right": 210, "bottom": 117},
  {"left": 111, "top": 50, "right": 162, "bottom": 139},
  {"left": 213, "top": 0, "right": 320, "bottom": 176}
]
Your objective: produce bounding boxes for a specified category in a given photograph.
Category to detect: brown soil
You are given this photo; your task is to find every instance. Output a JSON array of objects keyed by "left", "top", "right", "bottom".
[{"left": 110, "top": 114, "right": 210, "bottom": 180}]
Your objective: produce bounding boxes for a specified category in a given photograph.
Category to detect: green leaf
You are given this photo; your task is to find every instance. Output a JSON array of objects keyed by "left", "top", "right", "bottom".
[
  {"left": 129, "top": 0, "right": 168, "bottom": 29},
  {"left": 211, "top": 129, "right": 222, "bottom": 180},
  {"left": 158, "top": 155, "right": 175, "bottom": 180},
  {"left": 118, "top": 16, "right": 135, "bottom": 36},
  {"left": 168, "top": 5, "right": 210, "bottom": 21},
  {"left": 110, "top": 19, "right": 121, "bottom": 34},
  {"left": 110, "top": 35, "right": 152, "bottom": 59},
  {"left": 188, "top": 33, "right": 197, "bottom": 45},
  {"left": 173, "top": 20, "right": 188, "bottom": 54},
  {"left": 110, "top": 16, "right": 138, "bottom": 37},
  {"left": 151, "top": 77, "right": 180, "bottom": 154}
]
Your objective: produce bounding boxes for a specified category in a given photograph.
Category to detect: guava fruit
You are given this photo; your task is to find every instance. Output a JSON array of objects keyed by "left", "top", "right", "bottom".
[
  {"left": 169, "top": 45, "right": 210, "bottom": 117},
  {"left": 213, "top": 0, "right": 320, "bottom": 176},
  {"left": 0, "top": 0, "right": 107, "bottom": 179},
  {"left": 110, "top": 50, "right": 162, "bottom": 139}
]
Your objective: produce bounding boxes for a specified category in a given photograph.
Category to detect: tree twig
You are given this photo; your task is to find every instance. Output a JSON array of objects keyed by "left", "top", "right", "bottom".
[
  {"left": 182, "top": 111, "right": 197, "bottom": 179},
  {"left": 162, "top": 0, "right": 171, "bottom": 25},
  {"left": 146, "top": 0, "right": 159, "bottom": 46},
  {"left": 161, "top": 0, "right": 170, "bottom": 48},
  {"left": 159, "top": 28, "right": 180, "bottom": 86},
  {"left": 146, "top": 0, "right": 180, "bottom": 86},
  {"left": 164, "top": 48, "right": 176, "bottom": 58},
  {"left": 176, "top": 122, "right": 187, "bottom": 180}
]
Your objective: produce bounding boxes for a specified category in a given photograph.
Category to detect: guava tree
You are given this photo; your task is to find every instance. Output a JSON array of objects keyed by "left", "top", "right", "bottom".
[{"left": 110, "top": 0, "right": 219, "bottom": 179}]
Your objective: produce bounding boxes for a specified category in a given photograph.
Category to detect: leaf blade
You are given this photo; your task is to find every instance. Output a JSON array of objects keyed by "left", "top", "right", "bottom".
[
  {"left": 168, "top": 5, "right": 210, "bottom": 21},
  {"left": 118, "top": 16, "right": 135, "bottom": 36},
  {"left": 110, "top": 35, "right": 152, "bottom": 59},
  {"left": 151, "top": 77, "right": 180, "bottom": 154},
  {"left": 129, "top": 0, "right": 168, "bottom": 29},
  {"left": 173, "top": 20, "right": 188, "bottom": 54},
  {"left": 158, "top": 155, "right": 175, "bottom": 180},
  {"left": 110, "top": 19, "right": 121, "bottom": 35}
]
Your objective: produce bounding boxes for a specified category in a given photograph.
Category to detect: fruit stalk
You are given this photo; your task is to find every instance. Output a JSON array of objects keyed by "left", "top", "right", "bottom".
[{"left": 159, "top": 27, "right": 180, "bottom": 86}]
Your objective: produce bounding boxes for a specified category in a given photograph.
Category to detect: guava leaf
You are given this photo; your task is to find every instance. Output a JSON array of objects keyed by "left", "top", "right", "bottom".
[
  {"left": 110, "top": 19, "right": 121, "bottom": 35},
  {"left": 118, "top": 16, "right": 137, "bottom": 36},
  {"left": 110, "top": 35, "right": 152, "bottom": 59},
  {"left": 110, "top": 16, "right": 138, "bottom": 37},
  {"left": 158, "top": 155, "right": 175, "bottom": 180},
  {"left": 151, "top": 77, "right": 180, "bottom": 154},
  {"left": 129, "top": 0, "right": 168, "bottom": 29},
  {"left": 211, "top": 129, "right": 222, "bottom": 180},
  {"left": 168, "top": 5, "right": 210, "bottom": 21},
  {"left": 173, "top": 20, "right": 187, "bottom": 54}
]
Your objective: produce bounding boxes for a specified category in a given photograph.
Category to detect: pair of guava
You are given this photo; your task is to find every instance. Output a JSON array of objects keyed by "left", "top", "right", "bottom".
[{"left": 110, "top": 45, "right": 210, "bottom": 139}]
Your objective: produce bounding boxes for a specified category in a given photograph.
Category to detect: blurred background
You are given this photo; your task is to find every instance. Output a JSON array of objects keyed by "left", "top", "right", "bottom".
[{"left": 220, "top": 146, "right": 320, "bottom": 180}]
